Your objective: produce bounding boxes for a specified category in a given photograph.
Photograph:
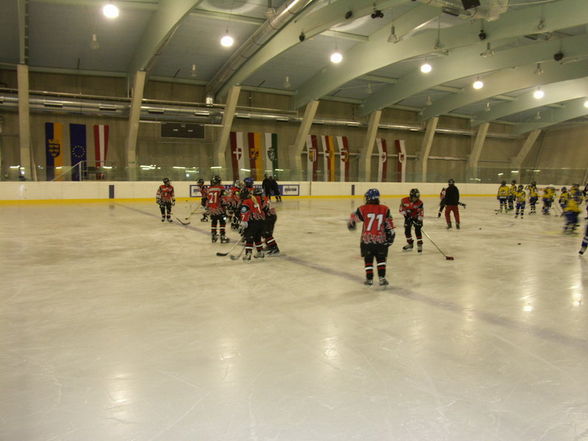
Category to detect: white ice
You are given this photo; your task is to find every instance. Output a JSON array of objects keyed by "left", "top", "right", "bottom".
[{"left": 1, "top": 197, "right": 587, "bottom": 441}]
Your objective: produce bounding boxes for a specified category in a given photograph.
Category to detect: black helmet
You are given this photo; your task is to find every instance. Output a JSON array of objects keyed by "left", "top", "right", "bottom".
[
  {"left": 501, "top": 180, "right": 506, "bottom": 185},
  {"left": 197, "top": 178, "right": 204, "bottom": 185},
  {"left": 448, "top": 178, "right": 455, "bottom": 185},
  {"left": 240, "top": 188, "right": 250, "bottom": 199},
  {"left": 211, "top": 175, "right": 221, "bottom": 185},
  {"left": 252, "top": 187, "right": 263, "bottom": 196},
  {"left": 163, "top": 177, "right": 170, "bottom": 184},
  {"left": 409, "top": 188, "right": 420, "bottom": 200}
]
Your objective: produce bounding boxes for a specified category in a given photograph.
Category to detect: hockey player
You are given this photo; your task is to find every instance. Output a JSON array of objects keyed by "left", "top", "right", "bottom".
[
  {"left": 563, "top": 184, "right": 583, "bottom": 234},
  {"left": 224, "top": 181, "right": 242, "bottom": 230},
  {"left": 580, "top": 223, "right": 588, "bottom": 255},
  {"left": 348, "top": 188, "right": 395, "bottom": 286},
  {"left": 197, "top": 178, "right": 209, "bottom": 222},
  {"left": 206, "top": 176, "right": 229, "bottom": 243},
  {"left": 156, "top": 178, "right": 175, "bottom": 222},
  {"left": 239, "top": 186, "right": 266, "bottom": 260},
  {"left": 514, "top": 185, "right": 526, "bottom": 219},
  {"left": 438, "top": 187, "right": 446, "bottom": 218},
  {"left": 526, "top": 182, "right": 539, "bottom": 214},
  {"left": 497, "top": 181, "right": 509, "bottom": 213},
  {"left": 444, "top": 178, "right": 461, "bottom": 229},
  {"left": 400, "top": 188, "right": 424, "bottom": 252},
  {"left": 542, "top": 186, "right": 555, "bottom": 215},
  {"left": 508, "top": 180, "right": 517, "bottom": 211},
  {"left": 559, "top": 187, "right": 569, "bottom": 215},
  {"left": 261, "top": 191, "right": 280, "bottom": 256}
]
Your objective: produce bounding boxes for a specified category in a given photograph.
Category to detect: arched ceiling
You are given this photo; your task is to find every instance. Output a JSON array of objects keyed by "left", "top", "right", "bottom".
[{"left": 2, "top": 0, "right": 588, "bottom": 132}]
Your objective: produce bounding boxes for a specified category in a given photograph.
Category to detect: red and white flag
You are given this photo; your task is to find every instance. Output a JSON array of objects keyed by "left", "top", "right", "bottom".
[
  {"left": 93, "top": 125, "right": 109, "bottom": 168},
  {"left": 336, "top": 136, "right": 350, "bottom": 182},
  {"left": 376, "top": 138, "right": 388, "bottom": 182},
  {"left": 306, "top": 135, "right": 319, "bottom": 181},
  {"left": 395, "top": 139, "right": 407, "bottom": 182},
  {"left": 230, "top": 131, "right": 246, "bottom": 180}
]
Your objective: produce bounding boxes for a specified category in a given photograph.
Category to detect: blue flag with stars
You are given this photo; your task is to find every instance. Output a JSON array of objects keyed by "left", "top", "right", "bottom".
[{"left": 69, "top": 124, "right": 87, "bottom": 181}]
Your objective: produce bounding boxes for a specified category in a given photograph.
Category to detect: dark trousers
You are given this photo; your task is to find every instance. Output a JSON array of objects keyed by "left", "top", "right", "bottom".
[{"left": 159, "top": 202, "right": 172, "bottom": 217}]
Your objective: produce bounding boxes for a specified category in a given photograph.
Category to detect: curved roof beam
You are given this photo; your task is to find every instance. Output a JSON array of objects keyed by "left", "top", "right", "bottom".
[
  {"left": 214, "top": 0, "right": 440, "bottom": 99},
  {"left": 474, "top": 77, "right": 588, "bottom": 125},
  {"left": 361, "top": 33, "right": 588, "bottom": 116},
  {"left": 420, "top": 59, "right": 588, "bottom": 121},
  {"left": 293, "top": 0, "right": 588, "bottom": 109},
  {"left": 128, "top": 0, "right": 204, "bottom": 75},
  {"left": 513, "top": 97, "right": 588, "bottom": 135}
]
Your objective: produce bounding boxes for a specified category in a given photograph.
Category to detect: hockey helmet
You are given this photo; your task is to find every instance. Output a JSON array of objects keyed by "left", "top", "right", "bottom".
[
  {"left": 511, "top": 180, "right": 517, "bottom": 185},
  {"left": 518, "top": 185, "right": 524, "bottom": 191},
  {"left": 197, "top": 178, "right": 204, "bottom": 185},
  {"left": 244, "top": 177, "right": 254, "bottom": 188},
  {"left": 365, "top": 188, "right": 380, "bottom": 202},
  {"left": 240, "top": 188, "right": 251, "bottom": 199},
  {"left": 561, "top": 186, "right": 567, "bottom": 192},
  {"left": 234, "top": 179, "right": 243, "bottom": 188},
  {"left": 501, "top": 180, "right": 507, "bottom": 185},
  {"left": 211, "top": 175, "right": 221, "bottom": 185},
  {"left": 409, "top": 188, "right": 420, "bottom": 200},
  {"left": 448, "top": 178, "right": 455, "bottom": 185},
  {"left": 252, "top": 187, "right": 263, "bottom": 196},
  {"left": 163, "top": 177, "right": 170, "bottom": 184}
]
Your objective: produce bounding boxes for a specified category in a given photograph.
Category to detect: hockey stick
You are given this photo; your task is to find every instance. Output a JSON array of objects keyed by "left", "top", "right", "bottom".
[
  {"left": 216, "top": 239, "right": 244, "bottom": 257},
  {"left": 421, "top": 229, "right": 454, "bottom": 260},
  {"left": 229, "top": 244, "right": 246, "bottom": 260},
  {"left": 175, "top": 216, "right": 190, "bottom": 225}
]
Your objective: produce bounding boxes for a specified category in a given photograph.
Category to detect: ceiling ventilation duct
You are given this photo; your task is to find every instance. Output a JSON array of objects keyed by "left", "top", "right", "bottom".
[{"left": 418, "top": 0, "right": 510, "bottom": 21}]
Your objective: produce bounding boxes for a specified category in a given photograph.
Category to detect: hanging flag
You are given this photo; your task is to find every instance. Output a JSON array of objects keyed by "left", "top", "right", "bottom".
[
  {"left": 336, "top": 136, "right": 350, "bottom": 182},
  {"left": 395, "top": 139, "right": 407, "bottom": 182},
  {"left": 230, "top": 131, "right": 246, "bottom": 181},
  {"left": 69, "top": 124, "right": 87, "bottom": 181},
  {"left": 306, "top": 135, "right": 319, "bottom": 181},
  {"left": 264, "top": 132, "right": 279, "bottom": 175},
  {"left": 247, "top": 132, "right": 264, "bottom": 180},
  {"left": 45, "top": 122, "right": 64, "bottom": 181},
  {"left": 93, "top": 124, "right": 109, "bottom": 180},
  {"left": 376, "top": 138, "right": 388, "bottom": 182},
  {"left": 320, "top": 135, "right": 336, "bottom": 182}
]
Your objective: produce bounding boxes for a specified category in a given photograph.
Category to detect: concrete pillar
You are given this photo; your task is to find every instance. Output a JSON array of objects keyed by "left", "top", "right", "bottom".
[
  {"left": 467, "top": 122, "right": 490, "bottom": 180},
  {"left": 213, "top": 85, "right": 241, "bottom": 178},
  {"left": 359, "top": 111, "right": 382, "bottom": 182},
  {"left": 126, "top": 71, "right": 146, "bottom": 181},
  {"left": 288, "top": 100, "right": 319, "bottom": 180},
  {"left": 419, "top": 117, "right": 439, "bottom": 182},
  {"left": 17, "top": 64, "right": 33, "bottom": 180},
  {"left": 511, "top": 129, "right": 541, "bottom": 169}
]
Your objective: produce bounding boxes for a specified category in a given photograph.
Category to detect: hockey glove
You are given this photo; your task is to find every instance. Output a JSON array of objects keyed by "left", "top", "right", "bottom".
[
  {"left": 414, "top": 220, "right": 423, "bottom": 228},
  {"left": 172, "top": 199, "right": 176, "bottom": 206},
  {"left": 156, "top": 198, "right": 161, "bottom": 205},
  {"left": 238, "top": 221, "right": 248, "bottom": 234},
  {"left": 347, "top": 219, "right": 356, "bottom": 231},
  {"left": 385, "top": 229, "right": 395, "bottom": 247}
]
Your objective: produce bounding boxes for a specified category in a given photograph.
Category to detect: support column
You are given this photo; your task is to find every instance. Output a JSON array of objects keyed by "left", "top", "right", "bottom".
[
  {"left": 288, "top": 100, "right": 319, "bottom": 180},
  {"left": 511, "top": 129, "right": 541, "bottom": 169},
  {"left": 17, "top": 64, "right": 32, "bottom": 180},
  {"left": 213, "top": 85, "right": 241, "bottom": 177},
  {"left": 126, "top": 71, "right": 146, "bottom": 181},
  {"left": 467, "top": 122, "right": 490, "bottom": 180},
  {"left": 419, "top": 117, "right": 439, "bottom": 182},
  {"left": 359, "top": 110, "right": 382, "bottom": 182}
]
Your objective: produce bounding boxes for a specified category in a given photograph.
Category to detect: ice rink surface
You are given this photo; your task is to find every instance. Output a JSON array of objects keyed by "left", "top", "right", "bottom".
[{"left": 1, "top": 196, "right": 587, "bottom": 441}]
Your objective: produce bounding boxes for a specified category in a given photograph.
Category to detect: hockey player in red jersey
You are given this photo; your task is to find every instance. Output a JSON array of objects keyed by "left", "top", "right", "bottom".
[
  {"left": 400, "top": 188, "right": 424, "bottom": 253},
  {"left": 239, "top": 181, "right": 266, "bottom": 261},
  {"left": 261, "top": 192, "right": 280, "bottom": 255},
  {"left": 197, "top": 178, "right": 209, "bottom": 222},
  {"left": 156, "top": 178, "right": 175, "bottom": 222},
  {"left": 206, "top": 176, "right": 229, "bottom": 243},
  {"left": 348, "top": 188, "right": 395, "bottom": 286}
]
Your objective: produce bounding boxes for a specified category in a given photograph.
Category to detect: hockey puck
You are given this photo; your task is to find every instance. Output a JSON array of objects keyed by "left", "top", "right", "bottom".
[
  {"left": 446, "top": 256, "right": 454, "bottom": 260},
  {"left": 518, "top": 243, "right": 521, "bottom": 245}
]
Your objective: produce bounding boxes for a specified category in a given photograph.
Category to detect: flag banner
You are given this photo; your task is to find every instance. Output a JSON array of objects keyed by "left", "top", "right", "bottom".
[
  {"left": 320, "top": 135, "right": 336, "bottom": 182},
  {"left": 306, "top": 135, "right": 319, "bottom": 181},
  {"left": 69, "top": 124, "right": 87, "bottom": 181},
  {"left": 230, "top": 132, "right": 278, "bottom": 181},
  {"left": 336, "top": 136, "right": 350, "bottom": 182},
  {"left": 265, "top": 132, "right": 279, "bottom": 175},
  {"left": 230, "top": 131, "right": 246, "bottom": 181},
  {"left": 376, "top": 138, "right": 388, "bottom": 182},
  {"left": 395, "top": 139, "right": 407, "bottom": 182},
  {"left": 93, "top": 124, "right": 109, "bottom": 180},
  {"left": 45, "top": 122, "right": 63, "bottom": 181}
]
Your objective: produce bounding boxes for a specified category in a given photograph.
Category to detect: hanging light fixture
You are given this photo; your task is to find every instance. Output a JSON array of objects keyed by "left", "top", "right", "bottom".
[
  {"left": 220, "top": 32, "right": 234, "bottom": 47},
  {"left": 583, "top": 99, "right": 588, "bottom": 108},
  {"left": 90, "top": 33, "right": 100, "bottom": 50},
  {"left": 425, "top": 95, "right": 432, "bottom": 106},
  {"left": 533, "top": 88, "right": 545, "bottom": 99},
  {"left": 534, "top": 63, "right": 544, "bottom": 76},
  {"left": 472, "top": 78, "right": 484, "bottom": 90},
  {"left": 420, "top": 61, "right": 432, "bottom": 74},
  {"left": 283, "top": 75, "right": 291, "bottom": 89},
  {"left": 102, "top": 3, "right": 119, "bottom": 19},
  {"left": 330, "top": 50, "right": 343, "bottom": 64},
  {"left": 191, "top": 64, "right": 197, "bottom": 77},
  {"left": 485, "top": 101, "right": 491, "bottom": 112}
]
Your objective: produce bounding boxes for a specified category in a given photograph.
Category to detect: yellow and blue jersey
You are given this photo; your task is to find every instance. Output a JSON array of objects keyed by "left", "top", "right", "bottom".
[
  {"left": 515, "top": 190, "right": 526, "bottom": 203},
  {"left": 497, "top": 185, "right": 509, "bottom": 198}
]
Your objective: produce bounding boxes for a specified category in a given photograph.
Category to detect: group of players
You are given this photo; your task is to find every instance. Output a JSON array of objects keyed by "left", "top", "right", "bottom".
[
  {"left": 156, "top": 176, "right": 280, "bottom": 260},
  {"left": 496, "top": 180, "right": 587, "bottom": 235}
]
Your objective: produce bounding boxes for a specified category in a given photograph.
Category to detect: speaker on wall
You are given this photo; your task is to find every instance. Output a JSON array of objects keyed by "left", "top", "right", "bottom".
[{"left": 461, "top": 0, "right": 480, "bottom": 9}]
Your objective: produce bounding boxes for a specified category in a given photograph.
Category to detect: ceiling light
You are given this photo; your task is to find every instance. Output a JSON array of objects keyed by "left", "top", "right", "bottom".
[
  {"left": 473, "top": 79, "right": 484, "bottom": 90},
  {"left": 102, "top": 3, "right": 119, "bottom": 19},
  {"left": 533, "top": 88, "right": 544, "bottom": 99},
  {"left": 220, "top": 34, "right": 234, "bottom": 48},
  {"left": 387, "top": 25, "right": 399, "bottom": 43},
  {"left": 191, "top": 64, "right": 197, "bottom": 77},
  {"left": 420, "top": 62, "right": 432, "bottom": 74},
  {"left": 534, "top": 63, "right": 544, "bottom": 76},
  {"left": 534, "top": 111, "right": 542, "bottom": 120},
  {"left": 330, "top": 51, "right": 343, "bottom": 64},
  {"left": 425, "top": 95, "right": 432, "bottom": 106},
  {"left": 485, "top": 101, "right": 491, "bottom": 112},
  {"left": 283, "top": 75, "right": 291, "bottom": 89},
  {"left": 90, "top": 33, "right": 100, "bottom": 50},
  {"left": 584, "top": 100, "right": 588, "bottom": 108}
]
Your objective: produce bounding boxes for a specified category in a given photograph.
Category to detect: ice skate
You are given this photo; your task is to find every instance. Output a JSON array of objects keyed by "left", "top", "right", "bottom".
[
  {"left": 456, "top": 223, "right": 460, "bottom": 229},
  {"left": 220, "top": 235, "right": 230, "bottom": 243},
  {"left": 167, "top": 216, "right": 172, "bottom": 223},
  {"left": 266, "top": 247, "right": 280, "bottom": 256},
  {"left": 211, "top": 233, "right": 218, "bottom": 243},
  {"left": 243, "top": 252, "right": 252, "bottom": 261},
  {"left": 447, "top": 223, "right": 452, "bottom": 229},
  {"left": 402, "top": 243, "right": 414, "bottom": 251},
  {"left": 161, "top": 216, "right": 165, "bottom": 222},
  {"left": 254, "top": 250, "right": 265, "bottom": 259},
  {"left": 417, "top": 243, "right": 423, "bottom": 253},
  {"left": 580, "top": 247, "right": 586, "bottom": 255},
  {"left": 379, "top": 277, "right": 389, "bottom": 286},
  {"left": 364, "top": 279, "right": 373, "bottom": 286}
]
